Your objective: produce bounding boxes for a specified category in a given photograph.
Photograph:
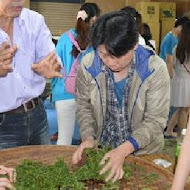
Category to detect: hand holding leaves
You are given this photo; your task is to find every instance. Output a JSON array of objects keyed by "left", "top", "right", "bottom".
[
  {"left": 99, "top": 141, "right": 135, "bottom": 182},
  {"left": 72, "top": 136, "right": 95, "bottom": 165}
]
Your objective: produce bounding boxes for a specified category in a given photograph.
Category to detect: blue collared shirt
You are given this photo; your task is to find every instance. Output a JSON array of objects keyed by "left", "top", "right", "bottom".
[{"left": 0, "top": 8, "right": 55, "bottom": 112}]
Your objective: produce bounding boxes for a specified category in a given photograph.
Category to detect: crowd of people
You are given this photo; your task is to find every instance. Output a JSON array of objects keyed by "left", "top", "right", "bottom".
[{"left": 0, "top": 0, "right": 190, "bottom": 189}]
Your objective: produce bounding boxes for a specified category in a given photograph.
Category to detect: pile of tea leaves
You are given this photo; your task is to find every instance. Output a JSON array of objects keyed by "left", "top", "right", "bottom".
[
  {"left": 14, "top": 148, "right": 160, "bottom": 190},
  {"left": 14, "top": 159, "right": 84, "bottom": 190}
]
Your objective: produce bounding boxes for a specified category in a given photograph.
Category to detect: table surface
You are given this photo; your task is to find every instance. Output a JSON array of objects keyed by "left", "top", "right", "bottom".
[
  {"left": 3, "top": 146, "right": 190, "bottom": 188},
  {"left": 0, "top": 145, "right": 179, "bottom": 189},
  {"left": 140, "top": 154, "right": 174, "bottom": 174},
  {"left": 0, "top": 145, "right": 174, "bottom": 174}
]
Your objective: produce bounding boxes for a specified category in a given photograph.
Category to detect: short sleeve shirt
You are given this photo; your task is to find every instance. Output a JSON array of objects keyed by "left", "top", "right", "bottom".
[{"left": 159, "top": 32, "right": 178, "bottom": 61}]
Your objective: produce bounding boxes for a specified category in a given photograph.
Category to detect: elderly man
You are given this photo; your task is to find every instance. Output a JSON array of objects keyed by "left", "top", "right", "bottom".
[
  {"left": 72, "top": 11, "right": 170, "bottom": 182},
  {"left": 0, "top": 0, "right": 61, "bottom": 149}
]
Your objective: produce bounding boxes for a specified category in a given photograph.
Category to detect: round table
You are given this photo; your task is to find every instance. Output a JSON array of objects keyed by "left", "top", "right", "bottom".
[{"left": 0, "top": 145, "right": 174, "bottom": 178}]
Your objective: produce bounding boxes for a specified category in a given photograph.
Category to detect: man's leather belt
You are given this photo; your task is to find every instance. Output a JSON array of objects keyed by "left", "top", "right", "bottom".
[{"left": 3, "top": 97, "right": 40, "bottom": 114}]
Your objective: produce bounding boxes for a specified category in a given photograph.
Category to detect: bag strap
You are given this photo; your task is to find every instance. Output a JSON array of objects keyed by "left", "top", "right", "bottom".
[
  {"left": 62, "top": 31, "right": 81, "bottom": 79},
  {"left": 182, "top": 63, "right": 190, "bottom": 75},
  {"left": 66, "top": 31, "right": 81, "bottom": 52}
]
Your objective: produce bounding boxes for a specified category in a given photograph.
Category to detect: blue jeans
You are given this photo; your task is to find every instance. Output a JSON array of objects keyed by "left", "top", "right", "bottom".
[{"left": 0, "top": 100, "right": 50, "bottom": 149}]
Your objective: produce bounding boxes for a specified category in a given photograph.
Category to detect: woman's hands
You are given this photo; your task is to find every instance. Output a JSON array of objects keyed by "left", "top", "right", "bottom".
[
  {"left": 73, "top": 138, "right": 135, "bottom": 182},
  {"left": 0, "top": 166, "right": 16, "bottom": 190},
  {"left": 99, "top": 141, "right": 135, "bottom": 182},
  {"left": 72, "top": 136, "right": 95, "bottom": 164}
]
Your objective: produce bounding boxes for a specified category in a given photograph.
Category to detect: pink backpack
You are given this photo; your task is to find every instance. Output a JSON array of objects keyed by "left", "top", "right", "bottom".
[{"left": 64, "top": 31, "right": 83, "bottom": 94}]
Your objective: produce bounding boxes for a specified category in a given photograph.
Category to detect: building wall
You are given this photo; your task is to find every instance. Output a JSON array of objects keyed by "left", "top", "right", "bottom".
[
  {"left": 31, "top": 2, "right": 81, "bottom": 35},
  {"left": 149, "top": 0, "right": 190, "bottom": 17},
  {"left": 30, "top": 0, "right": 189, "bottom": 37},
  {"left": 86, "top": 0, "right": 126, "bottom": 13},
  {"left": 24, "top": 0, "right": 30, "bottom": 8}
]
